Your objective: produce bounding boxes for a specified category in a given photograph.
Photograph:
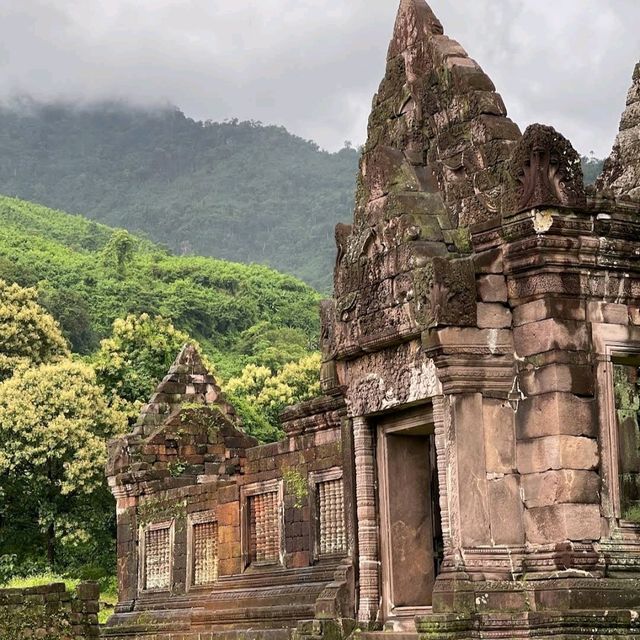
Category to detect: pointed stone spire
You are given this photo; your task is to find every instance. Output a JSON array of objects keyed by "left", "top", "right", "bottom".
[
  {"left": 352, "top": 0, "right": 520, "bottom": 239},
  {"left": 329, "top": 0, "right": 518, "bottom": 355},
  {"left": 134, "top": 343, "right": 230, "bottom": 434},
  {"left": 596, "top": 62, "right": 640, "bottom": 202}
]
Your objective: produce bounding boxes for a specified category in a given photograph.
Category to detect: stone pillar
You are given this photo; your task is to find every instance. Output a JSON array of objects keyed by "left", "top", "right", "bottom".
[
  {"left": 113, "top": 490, "right": 138, "bottom": 611},
  {"left": 353, "top": 416, "right": 380, "bottom": 624}
]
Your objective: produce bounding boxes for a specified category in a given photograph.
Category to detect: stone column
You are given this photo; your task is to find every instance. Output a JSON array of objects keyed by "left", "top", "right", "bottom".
[
  {"left": 112, "top": 489, "right": 138, "bottom": 610},
  {"left": 353, "top": 416, "right": 380, "bottom": 624}
]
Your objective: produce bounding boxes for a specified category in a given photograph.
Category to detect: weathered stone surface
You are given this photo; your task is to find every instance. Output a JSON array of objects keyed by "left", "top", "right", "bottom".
[
  {"left": 519, "top": 363, "right": 594, "bottom": 397},
  {"left": 517, "top": 436, "right": 599, "bottom": 474},
  {"left": 586, "top": 301, "right": 629, "bottom": 325},
  {"left": 452, "top": 394, "right": 491, "bottom": 547},
  {"left": 488, "top": 475, "right": 525, "bottom": 545},
  {"left": 504, "top": 124, "right": 586, "bottom": 214},
  {"left": 512, "top": 297, "right": 586, "bottom": 327},
  {"left": 477, "top": 302, "right": 512, "bottom": 329},
  {"left": 483, "top": 399, "right": 516, "bottom": 473},
  {"left": 513, "top": 318, "right": 590, "bottom": 357},
  {"left": 521, "top": 470, "right": 601, "bottom": 508},
  {"left": 477, "top": 274, "right": 508, "bottom": 302},
  {"left": 344, "top": 340, "right": 441, "bottom": 416},
  {"left": 0, "top": 582, "right": 100, "bottom": 639},
  {"left": 524, "top": 504, "right": 601, "bottom": 544},
  {"left": 597, "top": 62, "right": 640, "bottom": 202},
  {"left": 516, "top": 392, "right": 597, "bottom": 439}
]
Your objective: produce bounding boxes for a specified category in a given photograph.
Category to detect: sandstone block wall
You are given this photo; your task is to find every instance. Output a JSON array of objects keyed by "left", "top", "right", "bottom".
[{"left": 0, "top": 582, "right": 99, "bottom": 640}]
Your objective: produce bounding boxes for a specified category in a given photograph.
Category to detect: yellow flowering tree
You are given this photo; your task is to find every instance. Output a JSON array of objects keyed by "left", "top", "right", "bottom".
[
  {"left": 224, "top": 353, "right": 321, "bottom": 441},
  {"left": 0, "top": 279, "right": 69, "bottom": 381},
  {"left": 0, "top": 360, "right": 128, "bottom": 567},
  {"left": 92, "top": 313, "right": 196, "bottom": 421}
]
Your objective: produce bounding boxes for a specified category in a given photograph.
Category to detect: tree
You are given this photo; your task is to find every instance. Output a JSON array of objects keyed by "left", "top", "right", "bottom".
[
  {"left": 0, "top": 360, "right": 127, "bottom": 566},
  {"left": 38, "top": 287, "right": 97, "bottom": 355},
  {"left": 237, "top": 322, "right": 312, "bottom": 371},
  {"left": 92, "top": 313, "right": 199, "bottom": 419},
  {"left": 0, "top": 279, "right": 69, "bottom": 381},
  {"left": 224, "top": 353, "right": 321, "bottom": 441},
  {"left": 101, "top": 229, "right": 136, "bottom": 277}
]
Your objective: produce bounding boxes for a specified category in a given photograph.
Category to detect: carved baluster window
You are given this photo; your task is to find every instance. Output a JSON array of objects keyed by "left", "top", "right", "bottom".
[
  {"left": 193, "top": 521, "right": 218, "bottom": 585},
  {"left": 248, "top": 491, "right": 280, "bottom": 564},
  {"left": 613, "top": 357, "right": 640, "bottom": 522},
  {"left": 318, "top": 478, "right": 346, "bottom": 555},
  {"left": 143, "top": 522, "right": 172, "bottom": 591}
]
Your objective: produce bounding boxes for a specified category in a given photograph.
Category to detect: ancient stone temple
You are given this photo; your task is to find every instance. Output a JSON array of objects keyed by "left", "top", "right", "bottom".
[{"left": 104, "top": 1, "right": 640, "bottom": 638}]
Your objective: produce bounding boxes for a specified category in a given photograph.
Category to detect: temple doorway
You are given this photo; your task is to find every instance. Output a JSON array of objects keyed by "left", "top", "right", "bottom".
[{"left": 376, "top": 407, "right": 443, "bottom": 628}]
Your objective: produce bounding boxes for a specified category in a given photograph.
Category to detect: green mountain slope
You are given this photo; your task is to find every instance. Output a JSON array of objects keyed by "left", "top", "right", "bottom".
[
  {"left": 0, "top": 101, "right": 359, "bottom": 291},
  {"left": 0, "top": 195, "right": 321, "bottom": 378}
]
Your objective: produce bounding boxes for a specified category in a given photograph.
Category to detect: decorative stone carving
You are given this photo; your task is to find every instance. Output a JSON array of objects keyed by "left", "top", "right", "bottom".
[
  {"left": 248, "top": 491, "right": 280, "bottom": 565},
  {"left": 192, "top": 521, "right": 219, "bottom": 586},
  {"left": 506, "top": 124, "right": 586, "bottom": 214},
  {"left": 142, "top": 523, "right": 172, "bottom": 591},
  {"left": 413, "top": 256, "right": 477, "bottom": 329},
  {"left": 352, "top": 417, "right": 380, "bottom": 624}
]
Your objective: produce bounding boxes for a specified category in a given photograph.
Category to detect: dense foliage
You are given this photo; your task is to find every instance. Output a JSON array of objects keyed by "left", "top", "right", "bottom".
[
  {"left": 224, "top": 353, "right": 322, "bottom": 441},
  {"left": 0, "top": 101, "right": 359, "bottom": 291},
  {"left": 0, "top": 280, "right": 69, "bottom": 380},
  {"left": 0, "top": 199, "right": 326, "bottom": 585},
  {"left": 0, "top": 360, "right": 128, "bottom": 567},
  {"left": 0, "top": 195, "right": 321, "bottom": 379},
  {"left": 92, "top": 314, "right": 194, "bottom": 421}
]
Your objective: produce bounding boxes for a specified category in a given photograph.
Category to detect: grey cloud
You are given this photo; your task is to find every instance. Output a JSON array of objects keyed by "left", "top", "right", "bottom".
[{"left": 0, "top": 0, "right": 637, "bottom": 157}]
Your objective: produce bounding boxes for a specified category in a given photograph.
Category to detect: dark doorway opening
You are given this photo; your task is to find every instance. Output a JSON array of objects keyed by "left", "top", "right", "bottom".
[{"left": 377, "top": 408, "right": 443, "bottom": 627}]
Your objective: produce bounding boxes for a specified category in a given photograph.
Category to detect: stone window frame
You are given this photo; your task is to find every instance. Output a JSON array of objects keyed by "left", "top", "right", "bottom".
[
  {"left": 309, "top": 466, "right": 346, "bottom": 562},
  {"left": 594, "top": 323, "right": 640, "bottom": 535},
  {"left": 240, "top": 479, "right": 284, "bottom": 570},
  {"left": 138, "top": 519, "right": 174, "bottom": 594},
  {"left": 186, "top": 510, "right": 218, "bottom": 591}
]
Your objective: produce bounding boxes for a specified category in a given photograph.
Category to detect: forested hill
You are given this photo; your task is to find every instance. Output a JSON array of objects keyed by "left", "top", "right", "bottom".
[
  {"left": 0, "top": 101, "right": 360, "bottom": 291},
  {"left": 0, "top": 195, "right": 321, "bottom": 379}
]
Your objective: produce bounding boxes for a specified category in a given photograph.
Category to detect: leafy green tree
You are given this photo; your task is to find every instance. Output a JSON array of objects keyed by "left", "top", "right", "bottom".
[
  {"left": 38, "top": 287, "right": 97, "bottom": 355},
  {"left": 237, "top": 322, "right": 312, "bottom": 371},
  {"left": 0, "top": 360, "right": 128, "bottom": 566},
  {"left": 101, "top": 229, "right": 136, "bottom": 277},
  {"left": 92, "top": 313, "right": 196, "bottom": 419},
  {"left": 0, "top": 279, "right": 69, "bottom": 380}
]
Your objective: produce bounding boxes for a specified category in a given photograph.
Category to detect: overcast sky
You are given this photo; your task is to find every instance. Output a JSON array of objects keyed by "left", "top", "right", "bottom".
[{"left": 0, "top": 0, "right": 638, "bottom": 158}]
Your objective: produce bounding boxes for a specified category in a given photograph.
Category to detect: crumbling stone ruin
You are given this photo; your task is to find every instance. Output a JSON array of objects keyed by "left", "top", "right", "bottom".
[
  {"left": 0, "top": 581, "right": 100, "bottom": 639},
  {"left": 104, "top": 1, "right": 640, "bottom": 638}
]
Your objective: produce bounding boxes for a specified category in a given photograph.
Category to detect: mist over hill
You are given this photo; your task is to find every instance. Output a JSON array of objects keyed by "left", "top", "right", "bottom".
[
  {"left": 0, "top": 101, "right": 360, "bottom": 291},
  {"left": 0, "top": 101, "right": 604, "bottom": 293}
]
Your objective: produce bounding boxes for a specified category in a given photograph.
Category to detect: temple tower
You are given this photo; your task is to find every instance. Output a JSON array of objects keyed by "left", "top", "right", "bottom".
[
  {"left": 105, "top": 2, "right": 640, "bottom": 639},
  {"left": 320, "top": 1, "right": 640, "bottom": 637}
]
